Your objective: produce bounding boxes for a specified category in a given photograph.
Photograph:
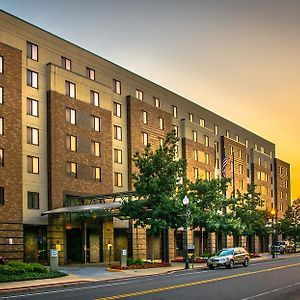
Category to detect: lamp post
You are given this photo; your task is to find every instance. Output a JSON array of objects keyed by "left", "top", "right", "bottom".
[
  {"left": 183, "top": 196, "right": 190, "bottom": 269},
  {"left": 271, "top": 208, "right": 276, "bottom": 259}
]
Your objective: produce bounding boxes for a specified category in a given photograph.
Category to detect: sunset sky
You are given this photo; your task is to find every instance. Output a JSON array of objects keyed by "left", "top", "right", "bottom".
[{"left": 1, "top": 0, "right": 299, "bottom": 199}]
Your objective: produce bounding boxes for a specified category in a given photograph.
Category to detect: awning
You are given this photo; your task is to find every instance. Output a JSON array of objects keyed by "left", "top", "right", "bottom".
[{"left": 41, "top": 202, "right": 122, "bottom": 216}]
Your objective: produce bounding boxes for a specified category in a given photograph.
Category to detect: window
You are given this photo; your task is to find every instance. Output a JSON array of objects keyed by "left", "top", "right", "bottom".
[
  {"left": 92, "top": 116, "right": 101, "bottom": 132},
  {"left": 270, "top": 151, "right": 273, "bottom": 158},
  {"left": 159, "top": 138, "right": 164, "bottom": 147},
  {"left": 28, "top": 192, "right": 39, "bottom": 209},
  {"left": 154, "top": 97, "right": 160, "bottom": 107},
  {"left": 0, "top": 56, "right": 3, "bottom": 73},
  {"left": 66, "top": 135, "right": 77, "bottom": 152},
  {"left": 27, "top": 69, "right": 38, "bottom": 88},
  {"left": 261, "top": 147, "right": 264, "bottom": 153},
  {"left": 230, "top": 161, "right": 234, "bottom": 171},
  {"left": 0, "top": 86, "right": 3, "bottom": 105},
  {"left": 114, "top": 126, "right": 122, "bottom": 141},
  {"left": 136, "top": 89, "right": 143, "bottom": 100},
  {"left": 159, "top": 117, "right": 164, "bottom": 130},
  {"left": 61, "top": 56, "right": 71, "bottom": 70},
  {"left": 193, "top": 149, "right": 198, "bottom": 161},
  {"left": 0, "top": 148, "right": 3, "bottom": 166},
  {"left": 258, "top": 157, "right": 261, "bottom": 166},
  {"left": 193, "top": 167, "right": 199, "bottom": 179},
  {"left": 214, "top": 125, "right": 218, "bottom": 135},
  {"left": 192, "top": 130, "right": 197, "bottom": 142},
  {"left": 113, "top": 79, "right": 121, "bottom": 95},
  {"left": 142, "top": 111, "right": 148, "bottom": 124},
  {"left": 238, "top": 149, "right": 242, "bottom": 158},
  {"left": 0, "top": 117, "right": 3, "bottom": 135},
  {"left": 86, "top": 67, "right": 95, "bottom": 80},
  {"left": 239, "top": 164, "right": 243, "bottom": 174},
  {"left": 280, "top": 203, "right": 283, "bottom": 211},
  {"left": 66, "top": 81, "right": 76, "bottom": 98},
  {"left": 172, "top": 106, "right": 178, "bottom": 118},
  {"left": 214, "top": 141, "right": 219, "bottom": 153},
  {"left": 66, "top": 108, "right": 76, "bottom": 125},
  {"left": 173, "top": 125, "right": 178, "bottom": 137},
  {"left": 254, "top": 144, "right": 258, "bottom": 150},
  {"left": 27, "top": 156, "right": 39, "bottom": 174},
  {"left": 199, "top": 118, "right": 205, "bottom": 127},
  {"left": 142, "top": 132, "right": 148, "bottom": 146},
  {"left": 230, "top": 146, "right": 234, "bottom": 155},
  {"left": 247, "top": 154, "right": 250, "bottom": 163},
  {"left": 239, "top": 180, "right": 244, "bottom": 189},
  {"left": 114, "top": 172, "right": 123, "bottom": 187},
  {"left": 113, "top": 102, "right": 121, "bottom": 117},
  {"left": 0, "top": 187, "right": 4, "bottom": 206},
  {"left": 235, "top": 134, "right": 239, "bottom": 142},
  {"left": 280, "top": 191, "right": 283, "bottom": 199},
  {"left": 92, "top": 167, "right": 101, "bottom": 181},
  {"left": 27, "top": 98, "right": 39, "bottom": 117},
  {"left": 90, "top": 91, "right": 99, "bottom": 107},
  {"left": 27, "top": 42, "right": 38, "bottom": 61},
  {"left": 205, "top": 153, "right": 209, "bottom": 164},
  {"left": 66, "top": 161, "right": 77, "bottom": 177},
  {"left": 226, "top": 130, "right": 230, "bottom": 138},
  {"left": 247, "top": 169, "right": 250, "bottom": 177},
  {"left": 245, "top": 139, "right": 249, "bottom": 148},
  {"left": 205, "top": 171, "right": 210, "bottom": 181},
  {"left": 188, "top": 113, "right": 194, "bottom": 122},
  {"left": 114, "top": 149, "right": 122, "bottom": 164},
  {"left": 27, "top": 127, "right": 39, "bottom": 145},
  {"left": 91, "top": 141, "right": 101, "bottom": 157},
  {"left": 215, "top": 158, "right": 220, "bottom": 169},
  {"left": 205, "top": 135, "right": 209, "bottom": 147}
]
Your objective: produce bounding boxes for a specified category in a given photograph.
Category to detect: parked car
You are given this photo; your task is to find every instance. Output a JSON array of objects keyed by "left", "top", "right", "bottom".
[
  {"left": 207, "top": 247, "right": 250, "bottom": 270},
  {"left": 274, "top": 241, "right": 295, "bottom": 254}
]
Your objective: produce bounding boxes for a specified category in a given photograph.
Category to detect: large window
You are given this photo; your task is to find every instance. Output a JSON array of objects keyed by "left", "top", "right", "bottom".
[
  {"left": 66, "top": 161, "right": 77, "bottom": 177},
  {"left": 92, "top": 167, "right": 101, "bottom": 181},
  {"left": 27, "top": 98, "right": 39, "bottom": 117},
  {"left": 114, "top": 172, "right": 123, "bottom": 187},
  {"left": 0, "top": 187, "right": 4, "bottom": 206},
  {"left": 113, "top": 79, "right": 121, "bottom": 95},
  {"left": 66, "top": 134, "right": 77, "bottom": 152},
  {"left": 113, "top": 102, "right": 121, "bottom": 117},
  {"left": 114, "top": 125, "right": 122, "bottom": 141},
  {"left": 142, "top": 132, "right": 148, "bottom": 146},
  {"left": 66, "top": 81, "right": 76, "bottom": 98},
  {"left": 27, "top": 156, "right": 39, "bottom": 174},
  {"left": 86, "top": 67, "right": 95, "bottom": 80},
  {"left": 114, "top": 149, "right": 122, "bottom": 164},
  {"left": 27, "top": 42, "right": 38, "bottom": 61},
  {"left": 92, "top": 116, "right": 101, "bottom": 132},
  {"left": 0, "top": 86, "right": 3, "bottom": 105},
  {"left": 27, "top": 69, "right": 38, "bottom": 88},
  {"left": 66, "top": 108, "right": 76, "bottom": 125},
  {"left": 136, "top": 89, "right": 143, "bottom": 100},
  {"left": 0, "top": 148, "right": 3, "bottom": 166},
  {"left": 91, "top": 141, "right": 101, "bottom": 157},
  {"left": 28, "top": 192, "right": 39, "bottom": 209},
  {"left": 0, "top": 56, "right": 3, "bottom": 73},
  {"left": 27, "top": 127, "right": 39, "bottom": 145},
  {"left": 91, "top": 91, "right": 100, "bottom": 107},
  {"left": 61, "top": 56, "right": 71, "bottom": 70},
  {"left": 0, "top": 118, "right": 3, "bottom": 135}
]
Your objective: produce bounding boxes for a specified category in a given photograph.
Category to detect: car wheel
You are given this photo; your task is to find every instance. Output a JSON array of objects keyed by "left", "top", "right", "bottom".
[
  {"left": 228, "top": 260, "right": 234, "bottom": 269},
  {"left": 208, "top": 265, "right": 215, "bottom": 270},
  {"left": 243, "top": 258, "right": 249, "bottom": 267}
]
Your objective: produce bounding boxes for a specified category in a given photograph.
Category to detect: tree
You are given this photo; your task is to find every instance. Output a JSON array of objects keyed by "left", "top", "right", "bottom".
[
  {"left": 277, "top": 199, "right": 300, "bottom": 247},
  {"left": 120, "top": 130, "right": 187, "bottom": 261}
]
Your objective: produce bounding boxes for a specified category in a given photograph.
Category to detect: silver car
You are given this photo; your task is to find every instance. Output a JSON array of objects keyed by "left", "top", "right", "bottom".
[{"left": 207, "top": 247, "right": 250, "bottom": 269}]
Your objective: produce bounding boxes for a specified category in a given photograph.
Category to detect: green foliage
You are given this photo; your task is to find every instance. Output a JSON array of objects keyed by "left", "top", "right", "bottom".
[
  {"left": 120, "top": 130, "right": 187, "bottom": 234},
  {"left": 127, "top": 258, "right": 145, "bottom": 265},
  {"left": 276, "top": 199, "right": 300, "bottom": 242},
  {"left": 0, "top": 261, "right": 66, "bottom": 283}
]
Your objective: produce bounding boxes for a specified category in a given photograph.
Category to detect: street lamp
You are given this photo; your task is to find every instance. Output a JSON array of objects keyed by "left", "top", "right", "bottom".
[
  {"left": 271, "top": 208, "right": 276, "bottom": 259},
  {"left": 183, "top": 195, "right": 190, "bottom": 269}
]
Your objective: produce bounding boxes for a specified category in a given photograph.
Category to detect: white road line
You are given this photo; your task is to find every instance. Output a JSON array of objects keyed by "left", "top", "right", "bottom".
[{"left": 241, "top": 281, "right": 300, "bottom": 300}]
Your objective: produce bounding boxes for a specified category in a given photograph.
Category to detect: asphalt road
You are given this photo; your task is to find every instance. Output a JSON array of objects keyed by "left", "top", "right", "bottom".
[{"left": 1, "top": 256, "right": 300, "bottom": 300}]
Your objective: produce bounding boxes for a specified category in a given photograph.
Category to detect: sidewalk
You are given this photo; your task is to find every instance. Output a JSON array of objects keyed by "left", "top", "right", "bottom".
[{"left": 0, "top": 253, "right": 289, "bottom": 293}]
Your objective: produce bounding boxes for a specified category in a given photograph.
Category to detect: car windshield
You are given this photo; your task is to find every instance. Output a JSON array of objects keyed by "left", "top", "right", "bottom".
[{"left": 216, "top": 249, "right": 234, "bottom": 256}]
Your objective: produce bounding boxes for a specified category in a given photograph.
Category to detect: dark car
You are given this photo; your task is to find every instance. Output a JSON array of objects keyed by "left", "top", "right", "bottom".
[{"left": 207, "top": 247, "right": 250, "bottom": 269}]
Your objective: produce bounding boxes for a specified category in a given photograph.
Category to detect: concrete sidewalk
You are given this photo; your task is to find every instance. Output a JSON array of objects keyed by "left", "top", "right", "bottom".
[{"left": 0, "top": 253, "right": 287, "bottom": 293}]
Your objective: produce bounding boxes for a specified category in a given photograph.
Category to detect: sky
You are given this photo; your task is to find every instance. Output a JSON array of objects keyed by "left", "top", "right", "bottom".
[{"left": 1, "top": 0, "right": 300, "bottom": 199}]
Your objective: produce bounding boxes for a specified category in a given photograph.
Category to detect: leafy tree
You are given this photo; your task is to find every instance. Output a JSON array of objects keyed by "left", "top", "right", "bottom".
[
  {"left": 120, "top": 130, "right": 187, "bottom": 261},
  {"left": 276, "top": 199, "right": 300, "bottom": 247}
]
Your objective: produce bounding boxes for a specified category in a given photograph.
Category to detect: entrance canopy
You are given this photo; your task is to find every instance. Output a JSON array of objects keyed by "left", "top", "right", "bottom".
[{"left": 41, "top": 202, "right": 122, "bottom": 216}]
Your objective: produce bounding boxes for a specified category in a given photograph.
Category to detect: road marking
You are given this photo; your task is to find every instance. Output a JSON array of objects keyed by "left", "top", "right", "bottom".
[
  {"left": 96, "top": 262, "right": 300, "bottom": 300},
  {"left": 241, "top": 281, "right": 300, "bottom": 299}
]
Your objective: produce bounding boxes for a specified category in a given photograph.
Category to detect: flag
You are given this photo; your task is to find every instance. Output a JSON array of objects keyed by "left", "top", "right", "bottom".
[{"left": 221, "top": 150, "right": 227, "bottom": 177}]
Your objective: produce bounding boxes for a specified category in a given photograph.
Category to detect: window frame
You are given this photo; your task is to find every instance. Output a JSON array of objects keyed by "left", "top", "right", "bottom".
[
  {"left": 0, "top": 148, "right": 4, "bottom": 167},
  {"left": 86, "top": 67, "right": 95, "bottom": 80},
  {"left": 114, "top": 172, "right": 123, "bottom": 187},
  {"left": 113, "top": 102, "right": 121, "bottom": 118},
  {"left": 61, "top": 56, "right": 72, "bottom": 70},
  {"left": 27, "top": 156, "right": 39, "bottom": 174},
  {"left": 0, "top": 86, "right": 3, "bottom": 105},
  {"left": 27, "top": 98, "right": 39, "bottom": 117},
  {"left": 136, "top": 89, "right": 143, "bottom": 100},
  {"left": 0, "top": 56, "right": 3, "bottom": 73},
  {"left": 113, "top": 79, "right": 121, "bottom": 95},
  {"left": 66, "top": 108, "right": 76, "bottom": 125},
  {"left": 0, "top": 187, "right": 4, "bottom": 206},
  {"left": 27, "top": 191, "right": 40, "bottom": 209},
  {"left": 154, "top": 97, "right": 160, "bottom": 107},
  {"left": 92, "top": 116, "right": 101, "bottom": 132},
  {"left": 91, "top": 141, "right": 101, "bottom": 157},
  {"left": 92, "top": 166, "right": 101, "bottom": 182},
  {"left": 172, "top": 106, "right": 178, "bottom": 118},
  {"left": 27, "top": 42, "right": 38, "bottom": 61},
  {"left": 0, "top": 117, "right": 3, "bottom": 135},
  {"left": 27, "top": 69, "right": 38, "bottom": 89},
  {"left": 27, "top": 126, "right": 39, "bottom": 146},
  {"left": 66, "top": 81, "right": 76, "bottom": 98},
  {"left": 114, "top": 148, "right": 122, "bottom": 164},
  {"left": 114, "top": 125, "right": 122, "bottom": 141},
  {"left": 90, "top": 90, "right": 100, "bottom": 107}
]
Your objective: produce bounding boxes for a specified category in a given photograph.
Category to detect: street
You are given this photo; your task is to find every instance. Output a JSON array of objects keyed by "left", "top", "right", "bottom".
[{"left": 0, "top": 255, "right": 300, "bottom": 300}]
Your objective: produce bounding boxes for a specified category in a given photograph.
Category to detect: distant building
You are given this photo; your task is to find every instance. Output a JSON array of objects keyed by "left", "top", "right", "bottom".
[{"left": 0, "top": 10, "right": 291, "bottom": 263}]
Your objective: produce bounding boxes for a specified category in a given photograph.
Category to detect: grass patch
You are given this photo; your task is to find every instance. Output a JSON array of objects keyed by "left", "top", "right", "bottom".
[{"left": 0, "top": 261, "right": 67, "bottom": 283}]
